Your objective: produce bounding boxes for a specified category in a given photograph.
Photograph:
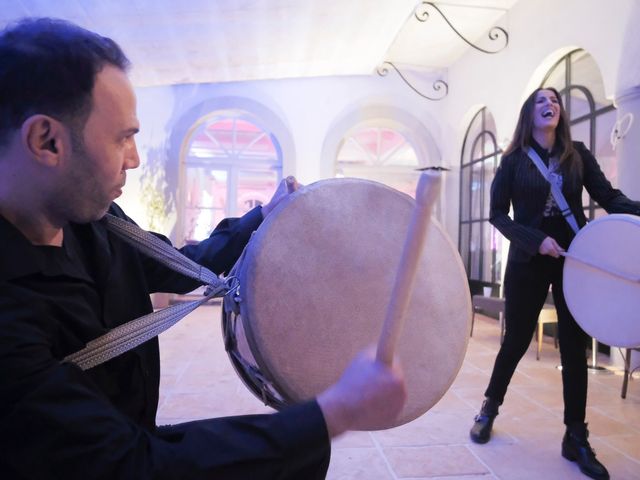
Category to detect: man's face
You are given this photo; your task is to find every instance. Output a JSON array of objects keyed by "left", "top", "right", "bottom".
[{"left": 55, "top": 65, "right": 140, "bottom": 223}]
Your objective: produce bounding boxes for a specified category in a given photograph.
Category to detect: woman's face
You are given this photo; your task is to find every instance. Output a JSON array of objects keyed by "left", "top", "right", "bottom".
[{"left": 532, "top": 89, "right": 561, "bottom": 132}]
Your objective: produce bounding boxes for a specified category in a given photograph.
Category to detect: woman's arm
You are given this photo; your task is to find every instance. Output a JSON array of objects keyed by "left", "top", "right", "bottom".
[
  {"left": 578, "top": 142, "right": 640, "bottom": 215},
  {"left": 489, "top": 153, "right": 547, "bottom": 255}
]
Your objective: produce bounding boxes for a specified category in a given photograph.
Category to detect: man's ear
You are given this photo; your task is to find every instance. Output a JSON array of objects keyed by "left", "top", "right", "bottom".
[{"left": 20, "top": 114, "right": 68, "bottom": 167}]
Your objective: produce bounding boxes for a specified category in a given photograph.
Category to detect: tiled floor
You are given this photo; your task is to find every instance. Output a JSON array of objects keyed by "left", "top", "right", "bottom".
[{"left": 157, "top": 304, "right": 640, "bottom": 479}]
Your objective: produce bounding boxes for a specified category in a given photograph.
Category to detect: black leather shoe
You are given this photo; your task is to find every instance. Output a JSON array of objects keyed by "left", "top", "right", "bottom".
[
  {"left": 561, "top": 423, "right": 609, "bottom": 480},
  {"left": 469, "top": 398, "right": 499, "bottom": 444}
]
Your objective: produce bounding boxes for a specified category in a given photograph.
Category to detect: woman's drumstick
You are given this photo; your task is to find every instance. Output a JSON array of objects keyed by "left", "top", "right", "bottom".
[
  {"left": 560, "top": 251, "right": 640, "bottom": 283},
  {"left": 376, "top": 171, "right": 442, "bottom": 365}
]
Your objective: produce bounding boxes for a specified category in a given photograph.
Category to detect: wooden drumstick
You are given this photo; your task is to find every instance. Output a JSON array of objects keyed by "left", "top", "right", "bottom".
[
  {"left": 376, "top": 171, "right": 442, "bottom": 365},
  {"left": 560, "top": 251, "right": 640, "bottom": 283}
]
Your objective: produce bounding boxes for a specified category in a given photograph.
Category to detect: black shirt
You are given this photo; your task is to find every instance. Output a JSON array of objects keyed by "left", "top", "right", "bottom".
[{"left": 0, "top": 203, "right": 329, "bottom": 479}]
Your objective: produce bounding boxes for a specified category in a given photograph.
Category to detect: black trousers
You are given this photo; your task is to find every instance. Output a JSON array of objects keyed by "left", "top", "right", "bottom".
[{"left": 484, "top": 255, "right": 589, "bottom": 426}]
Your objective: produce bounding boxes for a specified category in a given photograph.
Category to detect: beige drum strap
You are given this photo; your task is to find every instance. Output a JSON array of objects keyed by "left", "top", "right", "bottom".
[{"left": 64, "top": 214, "right": 229, "bottom": 370}]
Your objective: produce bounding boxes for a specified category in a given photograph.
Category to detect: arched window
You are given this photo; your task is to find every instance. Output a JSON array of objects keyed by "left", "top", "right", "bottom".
[
  {"left": 459, "top": 107, "right": 502, "bottom": 293},
  {"left": 541, "top": 49, "right": 617, "bottom": 220},
  {"left": 336, "top": 125, "right": 421, "bottom": 197},
  {"left": 181, "top": 111, "right": 282, "bottom": 243}
]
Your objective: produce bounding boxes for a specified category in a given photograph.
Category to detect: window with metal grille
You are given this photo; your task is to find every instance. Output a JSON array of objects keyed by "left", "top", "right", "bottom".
[
  {"left": 336, "top": 125, "right": 420, "bottom": 198},
  {"left": 541, "top": 49, "right": 617, "bottom": 221},
  {"left": 458, "top": 107, "right": 502, "bottom": 292},
  {"left": 181, "top": 113, "right": 282, "bottom": 243}
]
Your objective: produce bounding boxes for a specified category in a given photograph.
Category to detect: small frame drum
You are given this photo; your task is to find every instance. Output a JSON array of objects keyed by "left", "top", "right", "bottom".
[
  {"left": 563, "top": 214, "right": 640, "bottom": 348},
  {"left": 222, "top": 178, "right": 471, "bottom": 428}
]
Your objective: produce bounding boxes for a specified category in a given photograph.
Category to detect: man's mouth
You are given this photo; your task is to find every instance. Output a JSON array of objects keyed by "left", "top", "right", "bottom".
[{"left": 114, "top": 182, "right": 125, "bottom": 198}]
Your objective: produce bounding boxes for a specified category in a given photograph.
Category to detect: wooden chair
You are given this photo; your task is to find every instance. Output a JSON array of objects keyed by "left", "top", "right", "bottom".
[
  {"left": 470, "top": 295, "right": 505, "bottom": 343},
  {"left": 621, "top": 347, "right": 640, "bottom": 399},
  {"left": 535, "top": 303, "right": 558, "bottom": 360},
  {"left": 471, "top": 291, "right": 558, "bottom": 359}
]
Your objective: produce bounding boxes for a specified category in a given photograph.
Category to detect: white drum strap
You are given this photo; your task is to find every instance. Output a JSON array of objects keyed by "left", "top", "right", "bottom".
[
  {"left": 64, "top": 214, "right": 229, "bottom": 370},
  {"left": 526, "top": 147, "right": 580, "bottom": 234}
]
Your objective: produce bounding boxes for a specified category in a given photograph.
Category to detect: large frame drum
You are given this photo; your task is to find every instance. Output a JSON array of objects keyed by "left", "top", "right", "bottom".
[
  {"left": 563, "top": 213, "right": 640, "bottom": 348},
  {"left": 222, "top": 178, "right": 471, "bottom": 428}
]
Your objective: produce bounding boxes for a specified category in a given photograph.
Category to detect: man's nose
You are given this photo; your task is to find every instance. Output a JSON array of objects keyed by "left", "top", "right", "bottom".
[{"left": 125, "top": 139, "right": 141, "bottom": 170}]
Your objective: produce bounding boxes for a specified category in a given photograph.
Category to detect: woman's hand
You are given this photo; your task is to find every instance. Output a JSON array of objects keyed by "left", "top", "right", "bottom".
[{"left": 538, "top": 236, "right": 565, "bottom": 258}]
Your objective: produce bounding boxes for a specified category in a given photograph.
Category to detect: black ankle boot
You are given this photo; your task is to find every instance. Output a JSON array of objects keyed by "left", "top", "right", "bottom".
[
  {"left": 561, "top": 423, "right": 609, "bottom": 480},
  {"left": 469, "top": 397, "right": 499, "bottom": 444}
]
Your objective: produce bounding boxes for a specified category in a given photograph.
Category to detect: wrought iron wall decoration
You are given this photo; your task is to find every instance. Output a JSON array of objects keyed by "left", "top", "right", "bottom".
[
  {"left": 377, "top": 2, "right": 509, "bottom": 100},
  {"left": 610, "top": 112, "right": 634, "bottom": 150},
  {"left": 377, "top": 61, "right": 448, "bottom": 101},
  {"left": 415, "top": 1, "right": 509, "bottom": 54}
]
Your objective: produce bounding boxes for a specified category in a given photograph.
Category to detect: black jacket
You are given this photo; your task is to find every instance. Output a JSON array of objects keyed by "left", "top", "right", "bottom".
[
  {"left": 490, "top": 141, "right": 640, "bottom": 263},
  {"left": 0, "top": 203, "right": 329, "bottom": 479}
]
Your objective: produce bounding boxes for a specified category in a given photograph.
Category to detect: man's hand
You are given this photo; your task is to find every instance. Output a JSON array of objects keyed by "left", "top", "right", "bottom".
[
  {"left": 261, "top": 176, "right": 301, "bottom": 219},
  {"left": 538, "top": 236, "right": 565, "bottom": 258},
  {"left": 317, "top": 347, "right": 407, "bottom": 438}
]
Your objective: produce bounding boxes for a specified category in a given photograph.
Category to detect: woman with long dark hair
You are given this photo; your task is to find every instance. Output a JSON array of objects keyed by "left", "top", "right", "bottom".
[{"left": 469, "top": 87, "right": 640, "bottom": 480}]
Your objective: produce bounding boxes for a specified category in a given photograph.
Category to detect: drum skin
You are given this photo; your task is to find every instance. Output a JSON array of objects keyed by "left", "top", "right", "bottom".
[
  {"left": 231, "top": 178, "right": 471, "bottom": 428},
  {"left": 563, "top": 214, "right": 640, "bottom": 348}
]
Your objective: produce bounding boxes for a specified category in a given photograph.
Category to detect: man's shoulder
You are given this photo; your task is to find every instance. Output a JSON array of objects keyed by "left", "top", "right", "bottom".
[
  {"left": 106, "top": 202, "right": 130, "bottom": 220},
  {"left": 0, "top": 215, "right": 42, "bottom": 282}
]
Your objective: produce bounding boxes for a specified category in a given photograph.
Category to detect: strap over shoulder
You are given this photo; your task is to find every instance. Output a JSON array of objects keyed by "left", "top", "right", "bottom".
[
  {"left": 526, "top": 147, "right": 580, "bottom": 234},
  {"left": 64, "top": 214, "right": 231, "bottom": 370}
]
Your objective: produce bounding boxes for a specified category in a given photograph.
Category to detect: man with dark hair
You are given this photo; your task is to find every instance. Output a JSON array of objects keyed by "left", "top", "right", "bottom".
[
  {"left": 0, "top": 18, "right": 129, "bottom": 148},
  {"left": 0, "top": 18, "right": 406, "bottom": 479}
]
